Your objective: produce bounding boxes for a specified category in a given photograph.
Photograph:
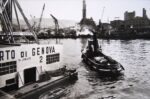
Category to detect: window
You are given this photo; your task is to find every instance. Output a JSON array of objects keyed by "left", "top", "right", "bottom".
[
  {"left": 46, "top": 53, "right": 60, "bottom": 64},
  {"left": 0, "top": 61, "right": 17, "bottom": 76},
  {"left": 6, "top": 78, "right": 16, "bottom": 86}
]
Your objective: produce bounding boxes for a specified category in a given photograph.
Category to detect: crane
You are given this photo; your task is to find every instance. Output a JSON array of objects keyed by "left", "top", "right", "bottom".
[
  {"left": 37, "top": 3, "right": 45, "bottom": 32},
  {"left": 0, "top": 0, "right": 39, "bottom": 43},
  {"left": 101, "top": 7, "right": 105, "bottom": 21},
  {"left": 30, "top": 15, "right": 36, "bottom": 30},
  {"left": 50, "top": 14, "right": 59, "bottom": 35},
  {"left": 98, "top": 7, "right": 105, "bottom": 34},
  {"left": 50, "top": 14, "right": 60, "bottom": 44}
]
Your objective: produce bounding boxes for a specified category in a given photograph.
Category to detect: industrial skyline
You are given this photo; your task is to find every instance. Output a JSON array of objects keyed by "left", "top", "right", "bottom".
[{"left": 18, "top": 0, "right": 150, "bottom": 23}]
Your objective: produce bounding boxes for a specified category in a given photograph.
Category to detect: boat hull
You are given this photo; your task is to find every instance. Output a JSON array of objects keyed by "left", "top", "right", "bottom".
[{"left": 81, "top": 53, "right": 124, "bottom": 76}]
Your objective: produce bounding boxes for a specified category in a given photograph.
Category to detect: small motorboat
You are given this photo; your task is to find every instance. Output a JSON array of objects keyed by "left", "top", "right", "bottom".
[{"left": 81, "top": 30, "right": 124, "bottom": 75}]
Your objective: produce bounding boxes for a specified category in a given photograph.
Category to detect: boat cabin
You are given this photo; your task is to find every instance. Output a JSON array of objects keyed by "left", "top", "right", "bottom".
[{"left": 0, "top": 44, "right": 62, "bottom": 90}]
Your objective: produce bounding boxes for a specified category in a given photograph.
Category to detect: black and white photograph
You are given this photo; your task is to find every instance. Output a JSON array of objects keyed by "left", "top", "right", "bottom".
[{"left": 0, "top": 0, "right": 150, "bottom": 99}]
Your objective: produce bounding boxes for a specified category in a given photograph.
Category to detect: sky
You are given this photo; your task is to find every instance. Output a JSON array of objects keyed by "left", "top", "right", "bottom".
[{"left": 18, "top": 0, "right": 150, "bottom": 23}]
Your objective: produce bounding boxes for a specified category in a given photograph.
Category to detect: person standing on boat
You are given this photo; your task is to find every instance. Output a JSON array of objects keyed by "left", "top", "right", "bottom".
[
  {"left": 90, "top": 29, "right": 99, "bottom": 54},
  {"left": 90, "top": 29, "right": 104, "bottom": 57},
  {"left": 86, "top": 41, "right": 94, "bottom": 58}
]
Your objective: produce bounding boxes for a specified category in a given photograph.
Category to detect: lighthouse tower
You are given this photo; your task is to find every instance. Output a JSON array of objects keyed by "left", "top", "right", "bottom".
[
  {"left": 80, "top": 0, "right": 96, "bottom": 30},
  {"left": 82, "top": 0, "right": 86, "bottom": 20}
]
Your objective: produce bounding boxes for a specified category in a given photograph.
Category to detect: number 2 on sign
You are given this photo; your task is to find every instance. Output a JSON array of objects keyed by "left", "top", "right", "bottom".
[{"left": 40, "top": 56, "right": 43, "bottom": 63}]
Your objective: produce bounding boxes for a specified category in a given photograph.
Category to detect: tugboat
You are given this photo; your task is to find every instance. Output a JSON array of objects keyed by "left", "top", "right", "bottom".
[
  {"left": 0, "top": 0, "right": 77, "bottom": 98},
  {"left": 81, "top": 30, "right": 124, "bottom": 76}
]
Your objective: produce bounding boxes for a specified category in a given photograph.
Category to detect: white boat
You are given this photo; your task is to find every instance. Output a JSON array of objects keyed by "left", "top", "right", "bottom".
[{"left": 0, "top": 0, "right": 77, "bottom": 94}]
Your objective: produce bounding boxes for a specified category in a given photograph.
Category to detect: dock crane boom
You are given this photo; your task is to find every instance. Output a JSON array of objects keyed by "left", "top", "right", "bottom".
[
  {"left": 50, "top": 14, "right": 59, "bottom": 35},
  {"left": 0, "top": 0, "right": 39, "bottom": 43},
  {"left": 98, "top": 7, "right": 105, "bottom": 34},
  {"left": 30, "top": 15, "right": 36, "bottom": 30},
  {"left": 101, "top": 7, "right": 105, "bottom": 21},
  {"left": 50, "top": 14, "right": 60, "bottom": 44},
  {"left": 37, "top": 3, "right": 45, "bottom": 32}
]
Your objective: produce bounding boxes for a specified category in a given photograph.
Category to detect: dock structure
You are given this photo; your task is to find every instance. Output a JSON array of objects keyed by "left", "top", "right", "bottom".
[{"left": 0, "top": 0, "right": 39, "bottom": 44}]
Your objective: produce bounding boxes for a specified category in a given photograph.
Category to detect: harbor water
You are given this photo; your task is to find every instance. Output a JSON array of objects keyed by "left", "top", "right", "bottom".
[{"left": 40, "top": 39, "right": 150, "bottom": 99}]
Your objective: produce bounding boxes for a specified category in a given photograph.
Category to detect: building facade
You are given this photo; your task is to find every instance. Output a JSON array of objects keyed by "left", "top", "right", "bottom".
[{"left": 110, "top": 8, "right": 150, "bottom": 38}]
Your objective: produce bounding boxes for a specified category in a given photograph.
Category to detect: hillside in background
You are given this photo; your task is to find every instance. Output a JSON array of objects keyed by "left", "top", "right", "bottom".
[{"left": 12, "top": 18, "right": 77, "bottom": 29}]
